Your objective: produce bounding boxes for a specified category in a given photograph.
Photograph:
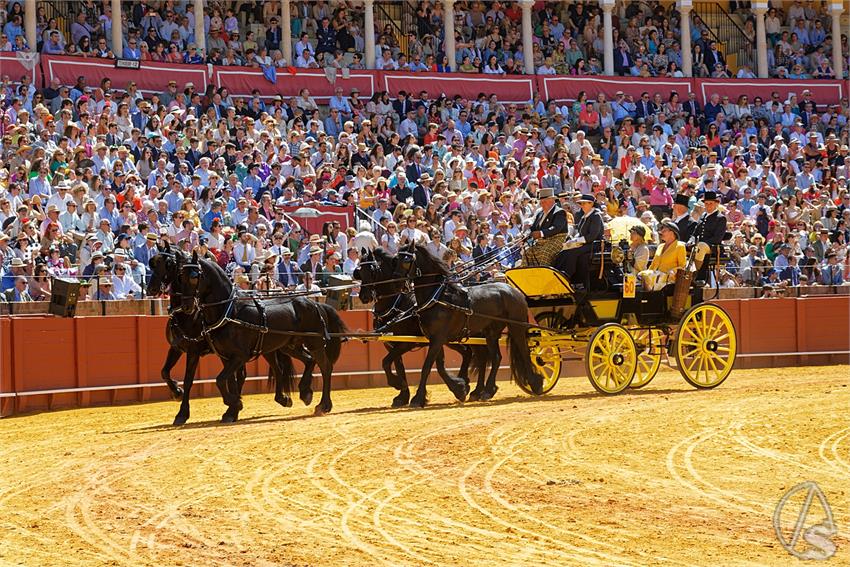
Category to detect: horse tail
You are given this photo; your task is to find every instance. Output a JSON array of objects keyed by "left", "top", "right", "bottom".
[
  {"left": 271, "top": 350, "right": 296, "bottom": 396},
  {"left": 317, "top": 303, "right": 348, "bottom": 364},
  {"left": 508, "top": 323, "right": 545, "bottom": 396}
]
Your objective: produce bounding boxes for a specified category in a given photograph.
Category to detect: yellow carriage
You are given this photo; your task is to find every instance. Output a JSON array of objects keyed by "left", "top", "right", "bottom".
[{"left": 504, "top": 266, "right": 737, "bottom": 395}]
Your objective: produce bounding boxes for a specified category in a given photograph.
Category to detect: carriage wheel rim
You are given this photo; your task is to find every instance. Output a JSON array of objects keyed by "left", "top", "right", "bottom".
[
  {"left": 587, "top": 324, "right": 636, "bottom": 394},
  {"left": 526, "top": 330, "right": 561, "bottom": 394},
  {"left": 630, "top": 328, "right": 662, "bottom": 389},
  {"left": 676, "top": 304, "right": 736, "bottom": 388}
]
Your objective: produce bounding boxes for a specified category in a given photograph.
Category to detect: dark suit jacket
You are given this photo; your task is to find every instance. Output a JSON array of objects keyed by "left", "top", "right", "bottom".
[
  {"left": 412, "top": 184, "right": 430, "bottom": 208},
  {"left": 693, "top": 210, "right": 727, "bottom": 245},
  {"left": 406, "top": 162, "right": 425, "bottom": 183},
  {"left": 530, "top": 205, "right": 568, "bottom": 238},
  {"left": 575, "top": 208, "right": 604, "bottom": 244},
  {"left": 613, "top": 49, "right": 634, "bottom": 75},
  {"left": 278, "top": 260, "right": 303, "bottom": 287},
  {"left": 684, "top": 99, "right": 702, "bottom": 117},
  {"left": 676, "top": 215, "right": 697, "bottom": 242},
  {"left": 635, "top": 100, "right": 656, "bottom": 120},
  {"left": 705, "top": 49, "right": 725, "bottom": 70}
]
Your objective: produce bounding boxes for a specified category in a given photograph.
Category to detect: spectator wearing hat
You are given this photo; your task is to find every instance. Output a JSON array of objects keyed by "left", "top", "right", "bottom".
[
  {"left": 672, "top": 193, "right": 696, "bottom": 242},
  {"left": 553, "top": 194, "right": 604, "bottom": 280},
  {"left": 529, "top": 187, "right": 568, "bottom": 241},
  {"left": 629, "top": 224, "right": 651, "bottom": 272},
  {"left": 821, "top": 251, "right": 844, "bottom": 285},
  {"left": 2, "top": 257, "right": 29, "bottom": 292},
  {"left": 112, "top": 260, "right": 142, "bottom": 299},
  {"left": 277, "top": 248, "right": 302, "bottom": 288},
  {"left": 639, "top": 219, "right": 687, "bottom": 291}
]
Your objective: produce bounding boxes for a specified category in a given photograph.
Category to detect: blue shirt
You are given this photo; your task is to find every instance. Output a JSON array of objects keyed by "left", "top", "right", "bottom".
[{"left": 164, "top": 191, "right": 184, "bottom": 213}]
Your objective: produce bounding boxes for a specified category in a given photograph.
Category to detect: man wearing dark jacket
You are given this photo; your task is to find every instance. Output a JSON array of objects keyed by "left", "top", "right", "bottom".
[
  {"left": 673, "top": 193, "right": 696, "bottom": 242},
  {"left": 690, "top": 191, "right": 728, "bottom": 279}
]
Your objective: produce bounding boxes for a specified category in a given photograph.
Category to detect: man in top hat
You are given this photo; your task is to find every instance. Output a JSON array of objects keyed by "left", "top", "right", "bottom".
[
  {"left": 553, "top": 194, "right": 604, "bottom": 280},
  {"left": 689, "top": 190, "right": 728, "bottom": 280},
  {"left": 529, "top": 187, "right": 568, "bottom": 240},
  {"left": 672, "top": 193, "right": 696, "bottom": 242}
]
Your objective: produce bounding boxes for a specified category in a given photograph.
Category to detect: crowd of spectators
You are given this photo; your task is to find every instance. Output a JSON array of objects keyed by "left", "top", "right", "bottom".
[
  {"left": 0, "top": 1, "right": 847, "bottom": 80},
  {"left": 1, "top": 56, "right": 850, "bottom": 304}
]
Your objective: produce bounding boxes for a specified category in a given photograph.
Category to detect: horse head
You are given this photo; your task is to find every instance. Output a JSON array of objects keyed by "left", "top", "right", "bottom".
[
  {"left": 179, "top": 250, "right": 203, "bottom": 314},
  {"left": 393, "top": 241, "right": 418, "bottom": 280},
  {"left": 353, "top": 248, "right": 377, "bottom": 303}
]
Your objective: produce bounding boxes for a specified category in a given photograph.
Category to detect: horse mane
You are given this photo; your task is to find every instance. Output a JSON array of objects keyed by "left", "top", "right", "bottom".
[
  {"left": 414, "top": 244, "right": 451, "bottom": 277},
  {"left": 372, "top": 247, "right": 393, "bottom": 264}
]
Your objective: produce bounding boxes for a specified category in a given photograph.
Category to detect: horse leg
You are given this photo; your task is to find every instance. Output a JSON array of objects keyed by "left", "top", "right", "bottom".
[
  {"left": 161, "top": 345, "right": 184, "bottom": 400},
  {"left": 270, "top": 351, "right": 295, "bottom": 408},
  {"left": 289, "top": 348, "right": 315, "bottom": 406},
  {"left": 435, "top": 349, "right": 470, "bottom": 402},
  {"left": 314, "top": 355, "right": 334, "bottom": 416},
  {"left": 173, "top": 348, "right": 200, "bottom": 426},
  {"left": 216, "top": 357, "right": 244, "bottom": 423},
  {"left": 222, "top": 364, "right": 248, "bottom": 422},
  {"left": 382, "top": 343, "right": 404, "bottom": 390},
  {"left": 479, "top": 334, "right": 502, "bottom": 401},
  {"left": 384, "top": 342, "right": 413, "bottom": 407},
  {"left": 468, "top": 348, "right": 488, "bottom": 402}
]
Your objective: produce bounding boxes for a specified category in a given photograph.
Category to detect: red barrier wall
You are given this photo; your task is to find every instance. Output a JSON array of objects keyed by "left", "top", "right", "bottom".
[
  {"left": 0, "top": 296, "right": 847, "bottom": 416},
  {"left": 32, "top": 55, "right": 850, "bottom": 106}
]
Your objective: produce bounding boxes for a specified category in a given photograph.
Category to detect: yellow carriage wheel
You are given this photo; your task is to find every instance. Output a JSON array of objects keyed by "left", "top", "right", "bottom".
[
  {"left": 518, "top": 330, "right": 562, "bottom": 395},
  {"left": 630, "top": 328, "right": 663, "bottom": 389},
  {"left": 585, "top": 323, "right": 637, "bottom": 395},
  {"left": 674, "top": 303, "right": 737, "bottom": 389}
]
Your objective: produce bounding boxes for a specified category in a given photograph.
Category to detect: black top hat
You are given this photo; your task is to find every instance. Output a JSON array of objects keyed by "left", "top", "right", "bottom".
[
  {"left": 702, "top": 190, "right": 719, "bottom": 202},
  {"left": 674, "top": 193, "right": 690, "bottom": 207},
  {"left": 578, "top": 194, "right": 595, "bottom": 204}
]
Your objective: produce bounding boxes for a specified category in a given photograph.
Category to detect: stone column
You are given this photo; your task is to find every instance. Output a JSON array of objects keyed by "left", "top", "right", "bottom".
[
  {"left": 282, "top": 0, "right": 292, "bottom": 65},
  {"left": 24, "top": 0, "right": 36, "bottom": 53},
  {"left": 520, "top": 0, "right": 534, "bottom": 74},
  {"left": 830, "top": 3, "right": 844, "bottom": 79},
  {"left": 753, "top": 3, "right": 768, "bottom": 78},
  {"left": 601, "top": 0, "right": 615, "bottom": 75},
  {"left": 112, "top": 0, "right": 122, "bottom": 55},
  {"left": 194, "top": 0, "right": 206, "bottom": 53},
  {"left": 364, "top": 0, "right": 376, "bottom": 69},
  {"left": 443, "top": 0, "right": 456, "bottom": 70},
  {"left": 679, "top": 1, "right": 693, "bottom": 77}
]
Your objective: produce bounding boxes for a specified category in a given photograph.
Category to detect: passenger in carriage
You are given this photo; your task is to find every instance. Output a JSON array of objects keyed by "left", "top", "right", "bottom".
[
  {"left": 672, "top": 192, "right": 696, "bottom": 242},
  {"left": 552, "top": 194, "right": 604, "bottom": 280},
  {"left": 639, "top": 219, "right": 687, "bottom": 291},
  {"left": 528, "top": 188, "right": 568, "bottom": 241},
  {"left": 628, "top": 224, "right": 650, "bottom": 272}
]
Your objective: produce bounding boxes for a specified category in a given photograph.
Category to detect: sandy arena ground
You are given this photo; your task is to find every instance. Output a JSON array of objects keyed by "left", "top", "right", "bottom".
[{"left": 1, "top": 365, "right": 848, "bottom": 566}]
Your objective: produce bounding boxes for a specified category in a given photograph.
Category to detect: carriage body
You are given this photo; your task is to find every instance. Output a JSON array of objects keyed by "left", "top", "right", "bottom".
[{"left": 504, "top": 261, "right": 737, "bottom": 395}]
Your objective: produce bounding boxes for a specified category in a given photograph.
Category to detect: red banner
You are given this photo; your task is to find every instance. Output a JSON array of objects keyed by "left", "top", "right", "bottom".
[
  {"left": 694, "top": 78, "right": 845, "bottom": 106},
  {"left": 212, "top": 67, "right": 377, "bottom": 101},
  {"left": 31, "top": 55, "right": 850, "bottom": 109},
  {"left": 0, "top": 54, "right": 36, "bottom": 83},
  {"left": 42, "top": 55, "right": 209, "bottom": 95},
  {"left": 540, "top": 75, "right": 694, "bottom": 103},
  {"left": 280, "top": 205, "right": 354, "bottom": 236},
  {"left": 381, "top": 71, "right": 536, "bottom": 103}
]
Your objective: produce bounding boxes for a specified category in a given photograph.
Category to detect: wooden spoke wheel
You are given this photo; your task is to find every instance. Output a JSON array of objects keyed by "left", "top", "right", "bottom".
[
  {"left": 674, "top": 304, "right": 737, "bottom": 389},
  {"left": 518, "top": 330, "right": 562, "bottom": 395},
  {"left": 629, "top": 328, "right": 664, "bottom": 389},
  {"left": 585, "top": 323, "right": 637, "bottom": 395}
]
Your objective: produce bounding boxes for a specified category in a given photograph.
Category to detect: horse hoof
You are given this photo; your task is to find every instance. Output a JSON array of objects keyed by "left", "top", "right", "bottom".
[
  {"left": 409, "top": 396, "right": 427, "bottom": 408},
  {"left": 275, "top": 394, "right": 294, "bottom": 408},
  {"left": 468, "top": 389, "right": 483, "bottom": 402},
  {"left": 300, "top": 390, "right": 314, "bottom": 406},
  {"left": 173, "top": 414, "right": 188, "bottom": 426},
  {"left": 479, "top": 388, "right": 496, "bottom": 402},
  {"left": 449, "top": 381, "right": 468, "bottom": 402},
  {"left": 392, "top": 390, "right": 410, "bottom": 407},
  {"left": 221, "top": 414, "right": 237, "bottom": 424},
  {"left": 314, "top": 402, "right": 332, "bottom": 416}
]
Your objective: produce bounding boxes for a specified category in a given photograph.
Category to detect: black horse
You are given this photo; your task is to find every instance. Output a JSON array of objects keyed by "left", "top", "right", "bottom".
[
  {"left": 147, "top": 243, "right": 315, "bottom": 424},
  {"left": 355, "top": 248, "right": 486, "bottom": 406},
  {"left": 385, "top": 243, "right": 545, "bottom": 407},
  {"left": 179, "top": 254, "right": 346, "bottom": 419}
]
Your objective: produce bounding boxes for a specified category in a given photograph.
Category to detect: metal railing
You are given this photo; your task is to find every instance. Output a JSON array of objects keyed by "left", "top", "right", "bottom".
[
  {"left": 375, "top": 0, "right": 413, "bottom": 58},
  {"left": 694, "top": 2, "right": 755, "bottom": 71}
]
